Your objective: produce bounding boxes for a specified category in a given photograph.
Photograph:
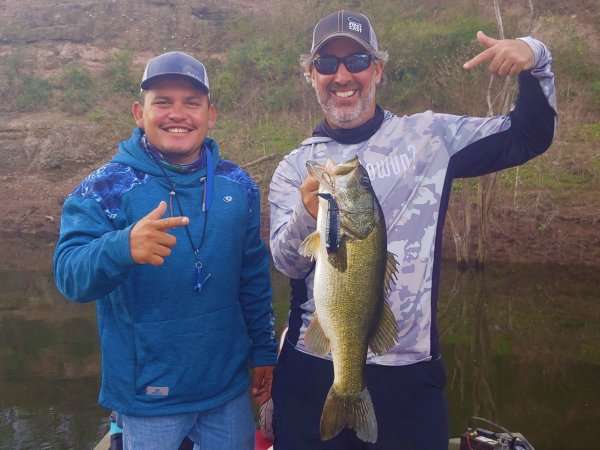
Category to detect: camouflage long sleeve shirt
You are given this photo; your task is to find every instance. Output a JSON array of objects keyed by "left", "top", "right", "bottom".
[{"left": 269, "top": 37, "right": 557, "bottom": 365}]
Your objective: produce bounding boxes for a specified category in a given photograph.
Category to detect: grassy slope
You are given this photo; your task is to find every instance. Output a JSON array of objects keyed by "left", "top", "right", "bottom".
[
  {"left": 0, "top": 0, "right": 598, "bottom": 265},
  {"left": 214, "top": 0, "right": 600, "bottom": 267}
]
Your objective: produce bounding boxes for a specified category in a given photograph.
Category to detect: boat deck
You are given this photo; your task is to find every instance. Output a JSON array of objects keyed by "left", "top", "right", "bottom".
[{"left": 93, "top": 432, "right": 462, "bottom": 450}]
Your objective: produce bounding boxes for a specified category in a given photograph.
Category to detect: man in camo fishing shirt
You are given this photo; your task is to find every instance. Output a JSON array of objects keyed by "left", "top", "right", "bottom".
[{"left": 268, "top": 10, "right": 556, "bottom": 450}]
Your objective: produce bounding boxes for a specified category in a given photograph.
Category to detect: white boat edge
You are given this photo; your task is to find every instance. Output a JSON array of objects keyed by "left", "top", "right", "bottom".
[{"left": 93, "top": 432, "right": 111, "bottom": 450}]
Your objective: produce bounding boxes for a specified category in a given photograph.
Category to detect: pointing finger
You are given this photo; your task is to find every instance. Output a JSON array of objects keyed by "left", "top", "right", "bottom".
[
  {"left": 153, "top": 216, "right": 190, "bottom": 231},
  {"left": 140, "top": 201, "right": 188, "bottom": 231},
  {"left": 463, "top": 31, "right": 499, "bottom": 71},
  {"left": 143, "top": 201, "right": 168, "bottom": 221},
  {"left": 129, "top": 200, "right": 189, "bottom": 265},
  {"left": 476, "top": 30, "right": 498, "bottom": 48},
  {"left": 463, "top": 49, "right": 491, "bottom": 71}
]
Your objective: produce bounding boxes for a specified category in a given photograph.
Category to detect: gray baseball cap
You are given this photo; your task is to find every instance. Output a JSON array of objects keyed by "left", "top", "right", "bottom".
[
  {"left": 140, "top": 51, "right": 209, "bottom": 93},
  {"left": 311, "top": 10, "right": 379, "bottom": 56}
]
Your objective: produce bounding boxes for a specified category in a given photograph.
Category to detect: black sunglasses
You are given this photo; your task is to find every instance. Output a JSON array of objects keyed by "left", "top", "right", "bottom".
[{"left": 313, "top": 53, "right": 373, "bottom": 75}]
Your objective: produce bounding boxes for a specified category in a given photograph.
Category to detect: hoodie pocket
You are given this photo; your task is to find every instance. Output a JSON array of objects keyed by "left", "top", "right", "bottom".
[{"left": 133, "top": 304, "right": 250, "bottom": 405}]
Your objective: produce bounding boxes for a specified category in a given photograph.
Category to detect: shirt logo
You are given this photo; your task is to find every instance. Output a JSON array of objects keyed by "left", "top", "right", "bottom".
[
  {"left": 365, "top": 145, "right": 417, "bottom": 181},
  {"left": 223, "top": 195, "right": 233, "bottom": 202},
  {"left": 348, "top": 18, "right": 363, "bottom": 33},
  {"left": 146, "top": 386, "right": 169, "bottom": 397}
]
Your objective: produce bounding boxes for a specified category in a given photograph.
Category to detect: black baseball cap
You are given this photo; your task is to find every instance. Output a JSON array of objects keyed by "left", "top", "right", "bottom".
[
  {"left": 140, "top": 51, "right": 209, "bottom": 93},
  {"left": 311, "top": 10, "right": 379, "bottom": 56}
]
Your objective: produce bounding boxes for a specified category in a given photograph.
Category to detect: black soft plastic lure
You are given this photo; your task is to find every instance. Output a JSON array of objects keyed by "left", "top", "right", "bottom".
[{"left": 317, "top": 193, "right": 340, "bottom": 254}]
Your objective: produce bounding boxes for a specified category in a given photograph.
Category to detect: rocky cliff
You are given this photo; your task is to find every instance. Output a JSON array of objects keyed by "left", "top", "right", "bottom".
[
  {"left": 1, "top": 0, "right": 598, "bottom": 268},
  {"left": 0, "top": 0, "right": 262, "bottom": 238}
]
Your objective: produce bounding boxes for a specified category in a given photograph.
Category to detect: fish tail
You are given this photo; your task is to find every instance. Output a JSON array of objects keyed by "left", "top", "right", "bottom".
[{"left": 320, "top": 386, "right": 378, "bottom": 443}]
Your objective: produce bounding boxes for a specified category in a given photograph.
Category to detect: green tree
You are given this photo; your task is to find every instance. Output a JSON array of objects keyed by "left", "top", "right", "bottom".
[
  {"left": 104, "top": 50, "right": 138, "bottom": 96},
  {"left": 58, "top": 63, "right": 95, "bottom": 115},
  {"left": 16, "top": 76, "right": 52, "bottom": 112}
]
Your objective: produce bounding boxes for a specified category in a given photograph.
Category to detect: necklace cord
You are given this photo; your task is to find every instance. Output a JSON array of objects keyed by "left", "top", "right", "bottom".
[{"left": 142, "top": 136, "right": 209, "bottom": 263}]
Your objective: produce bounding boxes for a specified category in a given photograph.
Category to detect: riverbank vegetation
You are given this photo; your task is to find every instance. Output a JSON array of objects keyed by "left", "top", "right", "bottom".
[{"left": 0, "top": 0, "right": 598, "bottom": 265}]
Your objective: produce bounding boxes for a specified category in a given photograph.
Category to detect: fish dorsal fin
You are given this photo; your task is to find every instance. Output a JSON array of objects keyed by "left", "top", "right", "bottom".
[
  {"left": 304, "top": 313, "right": 331, "bottom": 356},
  {"left": 298, "top": 231, "right": 321, "bottom": 260},
  {"left": 384, "top": 251, "right": 399, "bottom": 296},
  {"left": 368, "top": 302, "right": 399, "bottom": 355}
]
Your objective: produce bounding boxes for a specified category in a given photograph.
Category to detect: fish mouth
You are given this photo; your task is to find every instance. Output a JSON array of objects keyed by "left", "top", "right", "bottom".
[{"left": 306, "top": 161, "right": 334, "bottom": 191}]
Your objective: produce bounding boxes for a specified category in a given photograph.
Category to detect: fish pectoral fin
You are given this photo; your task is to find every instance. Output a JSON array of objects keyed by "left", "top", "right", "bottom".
[
  {"left": 299, "top": 231, "right": 321, "bottom": 259},
  {"left": 304, "top": 314, "right": 331, "bottom": 356},
  {"left": 320, "top": 387, "right": 378, "bottom": 443},
  {"left": 368, "top": 302, "right": 399, "bottom": 355},
  {"left": 384, "top": 251, "right": 400, "bottom": 296}
]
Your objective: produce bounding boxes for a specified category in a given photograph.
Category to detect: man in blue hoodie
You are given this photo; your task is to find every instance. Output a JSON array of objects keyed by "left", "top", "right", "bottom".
[{"left": 54, "top": 51, "right": 278, "bottom": 450}]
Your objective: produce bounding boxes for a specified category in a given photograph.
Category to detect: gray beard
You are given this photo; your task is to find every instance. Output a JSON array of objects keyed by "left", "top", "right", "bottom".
[{"left": 315, "top": 78, "right": 377, "bottom": 129}]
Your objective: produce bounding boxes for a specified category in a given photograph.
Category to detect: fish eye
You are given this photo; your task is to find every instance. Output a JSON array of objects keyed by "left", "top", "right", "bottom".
[{"left": 359, "top": 176, "right": 371, "bottom": 187}]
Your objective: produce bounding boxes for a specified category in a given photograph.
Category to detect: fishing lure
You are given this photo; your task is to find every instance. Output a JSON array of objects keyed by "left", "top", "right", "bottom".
[{"left": 317, "top": 193, "right": 341, "bottom": 254}]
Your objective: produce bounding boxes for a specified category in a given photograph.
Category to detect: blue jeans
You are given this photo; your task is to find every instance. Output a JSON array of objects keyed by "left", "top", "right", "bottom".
[{"left": 121, "top": 391, "right": 255, "bottom": 450}]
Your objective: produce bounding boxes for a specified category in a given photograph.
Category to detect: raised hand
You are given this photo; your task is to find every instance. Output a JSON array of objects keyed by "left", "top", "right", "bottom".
[
  {"left": 130, "top": 201, "right": 189, "bottom": 266},
  {"left": 463, "top": 30, "right": 535, "bottom": 77}
]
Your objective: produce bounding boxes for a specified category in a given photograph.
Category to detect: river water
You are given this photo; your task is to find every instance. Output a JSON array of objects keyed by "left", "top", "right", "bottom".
[{"left": 0, "top": 238, "right": 598, "bottom": 449}]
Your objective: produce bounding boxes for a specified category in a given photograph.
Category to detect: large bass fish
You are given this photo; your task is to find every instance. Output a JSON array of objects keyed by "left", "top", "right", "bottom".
[{"left": 299, "top": 156, "right": 399, "bottom": 443}]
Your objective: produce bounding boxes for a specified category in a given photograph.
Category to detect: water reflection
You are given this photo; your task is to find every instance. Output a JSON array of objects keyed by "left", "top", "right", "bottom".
[
  {"left": 437, "top": 266, "right": 599, "bottom": 449},
  {"left": 0, "top": 238, "right": 598, "bottom": 450},
  {"left": 0, "top": 263, "right": 106, "bottom": 450}
]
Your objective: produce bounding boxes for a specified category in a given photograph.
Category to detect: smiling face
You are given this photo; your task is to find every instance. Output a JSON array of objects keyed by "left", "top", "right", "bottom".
[
  {"left": 132, "top": 76, "right": 216, "bottom": 164},
  {"left": 310, "top": 38, "right": 383, "bottom": 129}
]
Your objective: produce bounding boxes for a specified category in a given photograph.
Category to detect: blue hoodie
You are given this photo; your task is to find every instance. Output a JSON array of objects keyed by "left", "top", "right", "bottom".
[{"left": 54, "top": 127, "right": 277, "bottom": 416}]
